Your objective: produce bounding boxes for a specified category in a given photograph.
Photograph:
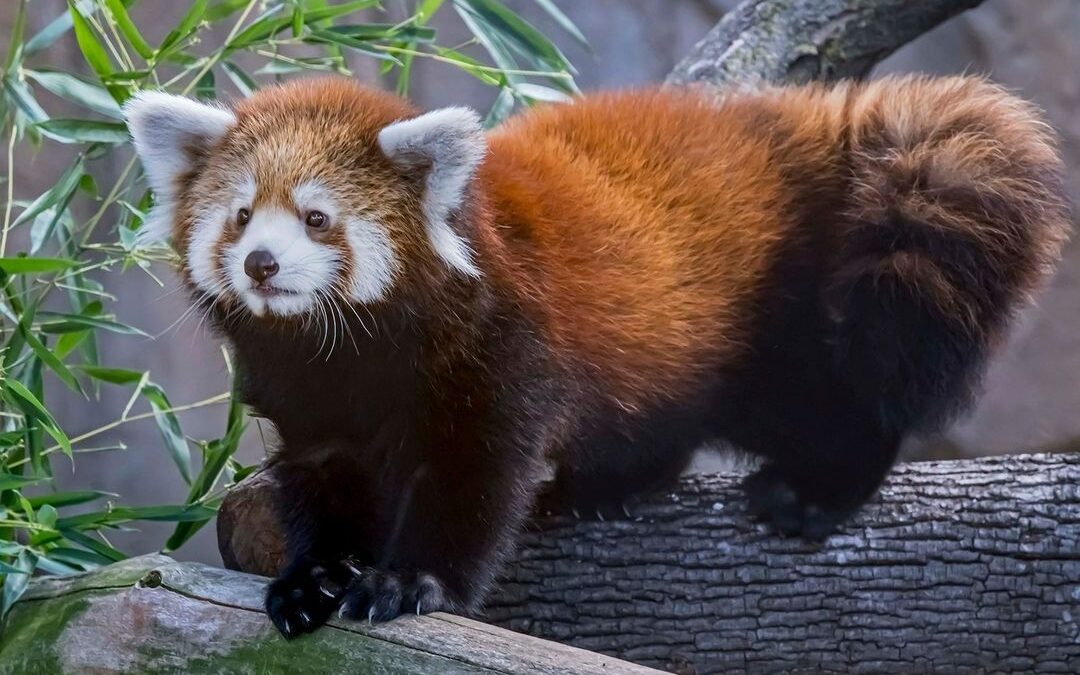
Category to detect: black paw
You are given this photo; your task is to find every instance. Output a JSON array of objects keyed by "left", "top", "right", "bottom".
[
  {"left": 265, "top": 557, "right": 351, "bottom": 639},
  {"left": 338, "top": 564, "right": 456, "bottom": 623},
  {"left": 742, "top": 465, "right": 852, "bottom": 541}
]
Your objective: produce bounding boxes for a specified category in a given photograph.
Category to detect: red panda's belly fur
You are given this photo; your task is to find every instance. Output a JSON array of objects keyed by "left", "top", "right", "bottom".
[{"left": 479, "top": 88, "right": 845, "bottom": 408}]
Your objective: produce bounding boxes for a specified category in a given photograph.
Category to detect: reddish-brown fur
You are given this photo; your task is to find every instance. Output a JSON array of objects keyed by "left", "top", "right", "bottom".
[{"left": 162, "top": 76, "right": 1069, "bottom": 637}]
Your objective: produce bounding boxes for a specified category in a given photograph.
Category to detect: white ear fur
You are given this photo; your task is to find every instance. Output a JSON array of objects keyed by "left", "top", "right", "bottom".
[
  {"left": 123, "top": 91, "right": 235, "bottom": 243},
  {"left": 378, "top": 107, "right": 485, "bottom": 277}
]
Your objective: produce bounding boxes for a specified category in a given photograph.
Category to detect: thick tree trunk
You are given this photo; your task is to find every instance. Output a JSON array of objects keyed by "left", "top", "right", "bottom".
[
  {"left": 220, "top": 454, "right": 1080, "bottom": 674},
  {"left": 484, "top": 454, "right": 1080, "bottom": 674}
]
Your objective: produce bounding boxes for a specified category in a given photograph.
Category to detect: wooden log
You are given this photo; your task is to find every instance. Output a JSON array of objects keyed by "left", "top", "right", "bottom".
[
  {"left": 219, "top": 454, "right": 1080, "bottom": 674},
  {"left": 486, "top": 453, "right": 1080, "bottom": 674},
  {"left": 0, "top": 554, "right": 661, "bottom": 675}
]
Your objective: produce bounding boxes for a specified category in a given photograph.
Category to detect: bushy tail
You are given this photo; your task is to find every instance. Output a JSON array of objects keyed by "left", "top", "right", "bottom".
[{"left": 827, "top": 76, "right": 1071, "bottom": 433}]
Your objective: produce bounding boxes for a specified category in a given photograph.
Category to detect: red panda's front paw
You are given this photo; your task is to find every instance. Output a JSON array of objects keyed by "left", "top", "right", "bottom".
[
  {"left": 337, "top": 564, "right": 456, "bottom": 623},
  {"left": 265, "top": 558, "right": 351, "bottom": 639}
]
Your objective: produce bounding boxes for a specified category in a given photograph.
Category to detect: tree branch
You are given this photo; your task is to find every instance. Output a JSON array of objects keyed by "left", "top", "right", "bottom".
[{"left": 667, "top": 0, "right": 985, "bottom": 87}]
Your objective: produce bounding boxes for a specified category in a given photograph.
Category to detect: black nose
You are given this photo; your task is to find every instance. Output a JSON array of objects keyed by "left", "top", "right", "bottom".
[{"left": 244, "top": 249, "right": 279, "bottom": 282}]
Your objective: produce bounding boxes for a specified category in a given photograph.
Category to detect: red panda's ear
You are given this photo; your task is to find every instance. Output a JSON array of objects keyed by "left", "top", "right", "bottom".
[
  {"left": 378, "top": 108, "right": 485, "bottom": 278},
  {"left": 123, "top": 91, "right": 235, "bottom": 244}
]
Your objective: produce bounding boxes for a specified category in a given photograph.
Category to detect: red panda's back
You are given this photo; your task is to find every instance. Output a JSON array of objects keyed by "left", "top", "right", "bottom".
[{"left": 479, "top": 88, "right": 843, "bottom": 406}]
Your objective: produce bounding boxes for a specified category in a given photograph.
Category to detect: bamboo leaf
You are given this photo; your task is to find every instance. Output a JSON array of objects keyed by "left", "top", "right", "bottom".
[
  {"left": 0, "top": 257, "right": 79, "bottom": 274},
  {"left": 1, "top": 550, "right": 36, "bottom": 618},
  {"left": 19, "top": 323, "right": 82, "bottom": 394},
  {"left": 35, "top": 119, "right": 129, "bottom": 145},
  {"left": 4, "top": 380, "right": 72, "bottom": 458},
  {"left": 140, "top": 383, "right": 192, "bottom": 484},
  {"left": 10, "top": 158, "right": 84, "bottom": 228},
  {"left": 103, "top": 0, "right": 154, "bottom": 59},
  {"left": 67, "top": 1, "right": 114, "bottom": 79},
  {"left": 25, "top": 69, "right": 124, "bottom": 119}
]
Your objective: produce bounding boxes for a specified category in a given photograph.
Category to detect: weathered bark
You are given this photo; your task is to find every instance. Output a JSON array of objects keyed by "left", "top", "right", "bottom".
[
  {"left": 667, "top": 0, "right": 985, "bottom": 87},
  {"left": 486, "top": 454, "right": 1080, "bottom": 674},
  {"left": 0, "top": 554, "right": 661, "bottom": 674},
  {"left": 219, "top": 454, "right": 1080, "bottom": 674}
]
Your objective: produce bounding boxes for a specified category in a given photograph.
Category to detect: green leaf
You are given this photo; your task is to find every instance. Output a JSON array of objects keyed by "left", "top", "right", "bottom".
[
  {"left": 0, "top": 257, "right": 79, "bottom": 274},
  {"left": 26, "top": 69, "right": 123, "bottom": 119},
  {"left": 57, "top": 529, "right": 125, "bottom": 562},
  {"left": 24, "top": 0, "right": 94, "bottom": 56},
  {"left": 4, "top": 0, "right": 26, "bottom": 72},
  {"left": 306, "top": 29, "right": 400, "bottom": 63},
  {"left": 56, "top": 503, "right": 215, "bottom": 529},
  {"left": 141, "top": 383, "right": 192, "bottom": 484},
  {"left": 10, "top": 157, "right": 84, "bottom": 231},
  {"left": 2, "top": 77, "right": 48, "bottom": 123},
  {"left": 27, "top": 490, "right": 109, "bottom": 509},
  {"left": 43, "top": 546, "right": 110, "bottom": 567},
  {"left": 0, "top": 473, "right": 47, "bottom": 492},
  {"left": 38, "top": 311, "right": 149, "bottom": 337},
  {"left": 35, "top": 119, "right": 129, "bottom": 145},
  {"left": 221, "top": 61, "right": 257, "bottom": 96},
  {"left": 417, "top": 0, "right": 446, "bottom": 23},
  {"left": 530, "top": 0, "right": 588, "bottom": 49},
  {"left": 103, "top": 0, "right": 154, "bottom": 59},
  {"left": 68, "top": 1, "right": 114, "bottom": 79},
  {"left": 512, "top": 82, "right": 572, "bottom": 103},
  {"left": 206, "top": 0, "right": 251, "bottom": 23},
  {"left": 484, "top": 86, "right": 516, "bottom": 127},
  {"left": 322, "top": 24, "right": 437, "bottom": 42},
  {"left": 1, "top": 550, "right": 36, "bottom": 618},
  {"left": 73, "top": 365, "right": 145, "bottom": 385},
  {"left": 159, "top": 0, "right": 207, "bottom": 54},
  {"left": 226, "top": 5, "right": 289, "bottom": 48},
  {"left": 3, "top": 380, "right": 72, "bottom": 458},
  {"left": 19, "top": 323, "right": 82, "bottom": 394},
  {"left": 195, "top": 70, "right": 215, "bottom": 101}
]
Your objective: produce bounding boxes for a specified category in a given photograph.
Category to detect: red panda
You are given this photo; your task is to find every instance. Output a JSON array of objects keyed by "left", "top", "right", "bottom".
[{"left": 124, "top": 75, "right": 1070, "bottom": 638}]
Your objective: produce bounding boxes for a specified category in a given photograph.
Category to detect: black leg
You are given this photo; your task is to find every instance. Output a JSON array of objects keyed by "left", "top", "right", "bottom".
[
  {"left": 736, "top": 398, "right": 902, "bottom": 540},
  {"left": 332, "top": 433, "right": 544, "bottom": 624},
  {"left": 263, "top": 454, "right": 379, "bottom": 639}
]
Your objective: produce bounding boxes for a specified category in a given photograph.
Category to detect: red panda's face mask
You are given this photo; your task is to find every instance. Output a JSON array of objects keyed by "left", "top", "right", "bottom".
[{"left": 123, "top": 81, "right": 486, "bottom": 320}]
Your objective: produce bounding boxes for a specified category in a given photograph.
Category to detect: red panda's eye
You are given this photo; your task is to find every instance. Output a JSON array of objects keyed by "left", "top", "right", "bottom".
[
  {"left": 236, "top": 208, "right": 251, "bottom": 226},
  {"left": 305, "top": 210, "right": 328, "bottom": 230}
]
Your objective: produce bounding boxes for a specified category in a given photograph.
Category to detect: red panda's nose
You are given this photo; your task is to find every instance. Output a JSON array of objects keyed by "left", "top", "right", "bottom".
[{"left": 244, "top": 249, "right": 279, "bottom": 283}]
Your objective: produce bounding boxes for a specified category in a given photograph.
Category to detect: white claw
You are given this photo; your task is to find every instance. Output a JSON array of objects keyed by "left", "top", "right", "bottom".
[
  {"left": 416, "top": 600, "right": 422, "bottom": 616},
  {"left": 621, "top": 503, "right": 632, "bottom": 518},
  {"left": 343, "top": 561, "right": 363, "bottom": 577},
  {"left": 367, "top": 606, "right": 376, "bottom": 624},
  {"left": 337, "top": 604, "right": 347, "bottom": 619},
  {"left": 299, "top": 610, "right": 312, "bottom": 625},
  {"left": 596, "top": 509, "right": 605, "bottom": 522},
  {"left": 571, "top": 507, "right": 581, "bottom": 520},
  {"left": 319, "top": 586, "right": 336, "bottom": 599}
]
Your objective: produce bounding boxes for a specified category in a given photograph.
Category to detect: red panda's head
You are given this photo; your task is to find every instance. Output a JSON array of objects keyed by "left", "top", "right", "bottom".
[{"left": 124, "top": 78, "right": 485, "bottom": 319}]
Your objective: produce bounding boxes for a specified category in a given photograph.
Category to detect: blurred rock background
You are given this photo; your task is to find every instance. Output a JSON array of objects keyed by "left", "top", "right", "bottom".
[{"left": 1, "top": 0, "right": 1077, "bottom": 564}]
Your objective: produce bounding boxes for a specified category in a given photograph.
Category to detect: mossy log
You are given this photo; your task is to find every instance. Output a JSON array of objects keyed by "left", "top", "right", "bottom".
[{"left": 0, "top": 554, "right": 661, "bottom": 675}]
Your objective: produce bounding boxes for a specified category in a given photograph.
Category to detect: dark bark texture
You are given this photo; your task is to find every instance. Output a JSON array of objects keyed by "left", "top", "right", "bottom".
[
  {"left": 220, "top": 455, "right": 1080, "bottom": 674},
  {"left": 484, "top": 454, "right": 1080, "bottom": 674},
  {"left": 667, "top": 0, "right": 985, "bottom": 87}
]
